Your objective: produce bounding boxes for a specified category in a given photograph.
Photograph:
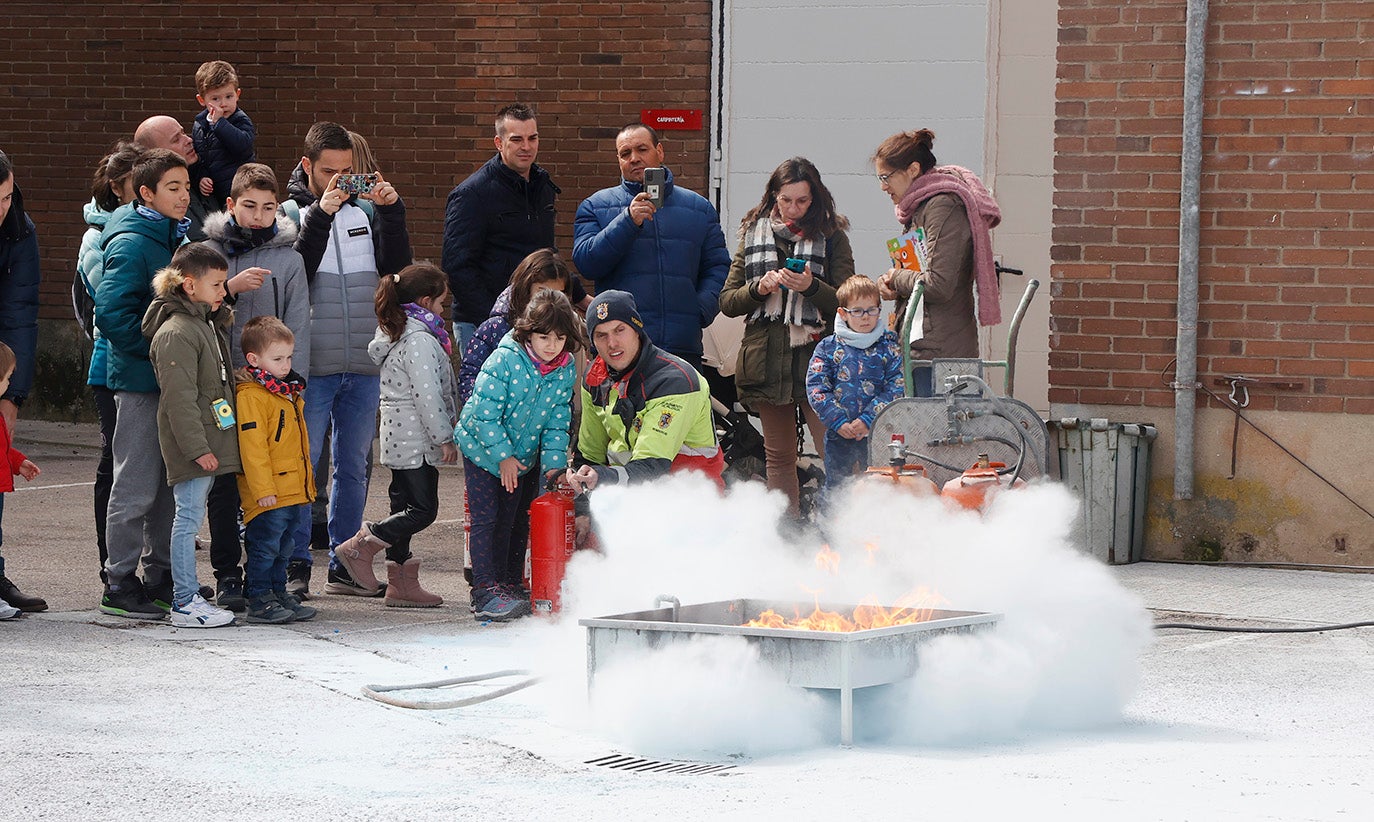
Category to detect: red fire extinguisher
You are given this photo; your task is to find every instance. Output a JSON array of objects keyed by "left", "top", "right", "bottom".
[{"left": 529, "top": 479, "right": 577, "bottom": 615}]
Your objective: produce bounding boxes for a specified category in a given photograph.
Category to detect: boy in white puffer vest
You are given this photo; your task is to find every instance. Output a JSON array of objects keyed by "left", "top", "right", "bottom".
[{"left": 283, "top": 122, "right": 411, "bottom": 598}]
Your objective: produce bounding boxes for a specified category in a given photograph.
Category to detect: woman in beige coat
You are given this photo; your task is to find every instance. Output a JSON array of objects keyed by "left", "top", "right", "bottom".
[{"left": 874, "top": 128, "right": 1002, "bottom": 396}]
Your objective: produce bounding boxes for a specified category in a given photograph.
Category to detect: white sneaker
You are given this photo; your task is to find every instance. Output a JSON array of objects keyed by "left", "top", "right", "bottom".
[
  {"left": 170, "top": 593, "right": 235, "bottom": 628},
  {"left": 0, "top": 597, "right": 19, "bottom": 620}
]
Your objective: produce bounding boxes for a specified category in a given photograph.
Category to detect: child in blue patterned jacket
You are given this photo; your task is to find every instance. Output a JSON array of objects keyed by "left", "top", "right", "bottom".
[
  {"left": 806, "top": 276, "right": 904, "bottom": 508},
  {"left": 455, "top": 289, "right": 586, "bottom": 621}
]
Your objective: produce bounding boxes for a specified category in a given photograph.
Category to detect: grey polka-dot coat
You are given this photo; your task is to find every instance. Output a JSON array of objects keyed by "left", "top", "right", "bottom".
[{"left": 368, "top": 317, "right": 458, "bottom": 469}]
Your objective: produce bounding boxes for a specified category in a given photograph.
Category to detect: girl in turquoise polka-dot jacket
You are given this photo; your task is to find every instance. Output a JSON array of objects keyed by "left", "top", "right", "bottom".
[{"left": 454, "top": 289, "right": 587, "bottom": 616}]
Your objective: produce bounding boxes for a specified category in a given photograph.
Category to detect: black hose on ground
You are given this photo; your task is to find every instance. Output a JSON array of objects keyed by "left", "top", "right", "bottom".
[{"left": 1154, "top": 620, "right": 1374, "bottom": 633}]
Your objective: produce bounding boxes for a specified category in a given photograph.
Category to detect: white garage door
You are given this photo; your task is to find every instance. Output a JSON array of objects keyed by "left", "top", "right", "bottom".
[
  {"left": 704, "top": 0, "right": 993, "bottom": 374},
  {"left": 717, "top": 0, "right": 991, "bottom": 275}
]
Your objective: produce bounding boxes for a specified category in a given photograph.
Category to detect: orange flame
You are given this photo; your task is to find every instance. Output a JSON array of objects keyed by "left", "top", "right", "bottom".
[
  {"left": 745, "top": 588, "right": 950, "bottom": 633},
  {"left": 814, "top": 544, "right": 841, "bottom": 575}
]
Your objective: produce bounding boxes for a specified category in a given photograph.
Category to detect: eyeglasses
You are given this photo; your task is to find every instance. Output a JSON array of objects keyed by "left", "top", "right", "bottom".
[
  {"left": 840, "top": 306, "right": 881, "bottom": 319},
  {"left": 877, "top": 172, "right": 895, "bottom": 184}
]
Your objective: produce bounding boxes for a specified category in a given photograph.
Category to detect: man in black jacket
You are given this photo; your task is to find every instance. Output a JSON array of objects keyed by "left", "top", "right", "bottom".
[{"left": 441, "top": 103, "right": 584, "bottom": 352}]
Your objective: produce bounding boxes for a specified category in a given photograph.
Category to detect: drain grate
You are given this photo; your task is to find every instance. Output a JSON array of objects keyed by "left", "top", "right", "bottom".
[{"left": 585, "top": 754, "right": 738, "bottom": 775}]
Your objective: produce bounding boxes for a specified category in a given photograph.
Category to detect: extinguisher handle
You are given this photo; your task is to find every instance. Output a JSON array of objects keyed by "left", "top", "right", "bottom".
[{"left": 545, "top": 472, "right": 577, "bottom": 496}]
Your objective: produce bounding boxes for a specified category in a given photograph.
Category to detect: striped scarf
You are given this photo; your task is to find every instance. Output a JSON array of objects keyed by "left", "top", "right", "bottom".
[{"left": 743, "top": 212, "right": 827, "bottom": 347}]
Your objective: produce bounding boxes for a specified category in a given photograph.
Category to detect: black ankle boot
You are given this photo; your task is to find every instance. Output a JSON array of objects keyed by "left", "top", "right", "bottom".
[{"left": 285, "top": 560, "right": 312, "bottom": 600}]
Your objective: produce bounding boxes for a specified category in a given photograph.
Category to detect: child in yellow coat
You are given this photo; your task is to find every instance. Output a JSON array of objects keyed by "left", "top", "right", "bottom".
[{"left": 235, "top": 316, "right": 316, "bottom": 624}]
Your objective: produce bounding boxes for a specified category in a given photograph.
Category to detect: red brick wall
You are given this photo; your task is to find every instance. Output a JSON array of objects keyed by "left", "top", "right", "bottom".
[
  {"left": 1051, "top": 0, "right": 1374, "bottom": 414},
  {"left": 0, "top": 2, "right": 714, "bottom": 320}
]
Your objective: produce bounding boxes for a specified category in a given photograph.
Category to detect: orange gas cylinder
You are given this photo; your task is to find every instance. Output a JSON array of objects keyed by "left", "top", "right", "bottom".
[
  {"left": 942, "top": 454, "right": 1025, "bottom": 510},
  {"left": 863, "top": 463, "right": 939, "bottom": 496},
  {"left": 529, "top": 485, "right": 577, "bottom": 615}
]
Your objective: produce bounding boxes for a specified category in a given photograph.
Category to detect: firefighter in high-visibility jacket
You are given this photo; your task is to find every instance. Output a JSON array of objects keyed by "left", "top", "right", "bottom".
[{"left": 565, "top": 290, "right": 724, "bottom": 493}]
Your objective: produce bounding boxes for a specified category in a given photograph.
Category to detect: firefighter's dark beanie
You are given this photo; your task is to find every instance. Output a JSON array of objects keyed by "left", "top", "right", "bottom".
[{"left": 585, "top": 290, "right": 646, "bottom": 350}]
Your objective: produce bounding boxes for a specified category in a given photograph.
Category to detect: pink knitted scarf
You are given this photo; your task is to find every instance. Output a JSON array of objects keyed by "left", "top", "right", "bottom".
[{"left": 894, "top": 165, "right": 1003, "bottom": 326}]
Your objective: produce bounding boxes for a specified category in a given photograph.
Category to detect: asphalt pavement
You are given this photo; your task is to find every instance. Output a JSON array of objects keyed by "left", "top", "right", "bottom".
[{"left": 3, "top": 420, "right": 1373, "bottom": 820}]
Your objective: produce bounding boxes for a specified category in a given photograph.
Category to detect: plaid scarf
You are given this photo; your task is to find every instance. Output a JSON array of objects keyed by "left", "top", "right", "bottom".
[
  {"left": 744, "top": 212, "right": 827, "bottom": 347},
  {"left": 248, "top": 367, "right": 306, "bottom": 398},
  {"left": 403, "top": 303, "right": 452, "bottom": 355}
]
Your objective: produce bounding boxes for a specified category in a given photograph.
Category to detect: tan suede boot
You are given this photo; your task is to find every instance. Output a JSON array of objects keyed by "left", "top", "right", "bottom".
[
  {"left": 333, "top": 522, "right": 389, "bottom": 594},
  {"left": 384, "top": 558, "right": 443, "bottom": 608}
]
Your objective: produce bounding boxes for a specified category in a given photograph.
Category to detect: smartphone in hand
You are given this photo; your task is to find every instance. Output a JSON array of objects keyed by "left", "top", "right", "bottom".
[
  {"left": 643, "top": 167, "right": 667, "bottom": 209},
  {"left": 336, "top": 173, "right": 379, "bottom": 195}
]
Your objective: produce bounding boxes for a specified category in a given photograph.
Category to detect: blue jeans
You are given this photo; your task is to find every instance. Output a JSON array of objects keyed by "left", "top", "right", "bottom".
[
  {"left": 293, "top": 372, "right": 380, "bottom": 563},
  {"left": 245, "top": 504, "right": 302, "bottom": 598},
  {"left": 171, "top": 475, "right": 214, "bottom": 607},
  {"left": 821, "top": 430, "right": 870, "bottom": 511},
  {"left": 455, "top": 322, "right": 478, "bottom": 357}
]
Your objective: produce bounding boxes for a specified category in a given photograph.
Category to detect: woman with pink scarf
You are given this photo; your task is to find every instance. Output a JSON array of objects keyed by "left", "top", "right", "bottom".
[{"left": 874, "top": 129, "right": 1002, "bottom": 396}]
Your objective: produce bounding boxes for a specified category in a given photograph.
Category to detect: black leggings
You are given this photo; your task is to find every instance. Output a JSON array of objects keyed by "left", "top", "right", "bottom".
[
  {"left": 207, "top": 473, "right": 242, "bottom": 580},
  {"left": 369, "top": 464, "right": 440, "bottom": 564},
  {"left": 93, "top": 385, "right": 117, "bottom": 582}
]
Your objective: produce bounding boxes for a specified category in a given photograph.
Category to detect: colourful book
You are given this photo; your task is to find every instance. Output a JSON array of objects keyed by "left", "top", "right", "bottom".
[{"left": 887, "top": 227, "right": 929, "bottom": 272}]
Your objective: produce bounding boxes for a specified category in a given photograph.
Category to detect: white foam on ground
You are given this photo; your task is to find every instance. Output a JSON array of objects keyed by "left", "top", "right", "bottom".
[{"left": 539, "top": 475, "right": 1152, "bottom": 756}]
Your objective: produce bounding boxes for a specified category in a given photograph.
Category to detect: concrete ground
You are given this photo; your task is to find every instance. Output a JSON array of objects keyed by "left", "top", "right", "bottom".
[{"left": 2, "top": 420, "right": 1372, "bottom": 820}]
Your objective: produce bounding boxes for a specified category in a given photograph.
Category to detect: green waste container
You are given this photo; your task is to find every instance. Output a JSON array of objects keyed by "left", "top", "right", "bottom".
[{"left": 1048, "top": 418, "right": 1157, "bottom": 564}]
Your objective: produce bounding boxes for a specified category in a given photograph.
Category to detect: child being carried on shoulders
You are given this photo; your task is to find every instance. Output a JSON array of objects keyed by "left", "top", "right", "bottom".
[{"left": 191, "top": 60, "right": 256, "bottom": 208}]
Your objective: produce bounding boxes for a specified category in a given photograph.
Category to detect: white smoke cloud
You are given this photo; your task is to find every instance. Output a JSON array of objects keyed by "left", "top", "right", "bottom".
[{"left": 537, "top": 474, "right": 1151, "bottom": 756}]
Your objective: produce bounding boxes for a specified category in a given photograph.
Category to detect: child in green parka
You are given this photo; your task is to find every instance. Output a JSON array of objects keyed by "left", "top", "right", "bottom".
[{"left": 144, "top": 243, "right": 240, "bottom": 629}]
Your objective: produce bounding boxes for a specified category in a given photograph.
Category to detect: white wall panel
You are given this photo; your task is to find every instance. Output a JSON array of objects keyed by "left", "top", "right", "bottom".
[{"left": 721, "top": 0, "right": 992, "bottom": 284}]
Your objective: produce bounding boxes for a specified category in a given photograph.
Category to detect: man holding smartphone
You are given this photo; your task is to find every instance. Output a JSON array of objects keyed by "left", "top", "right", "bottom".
[
  {"left": 283, "top": 122, "right": 412, "bottom": 597},
  {"left": 573, "top": 123, "right": 730, "bottom": 369}
]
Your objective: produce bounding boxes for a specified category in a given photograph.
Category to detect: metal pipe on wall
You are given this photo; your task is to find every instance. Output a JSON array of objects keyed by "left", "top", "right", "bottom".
[{"left": 1174, "top": 0, "right": 1210, "bottom": 500}]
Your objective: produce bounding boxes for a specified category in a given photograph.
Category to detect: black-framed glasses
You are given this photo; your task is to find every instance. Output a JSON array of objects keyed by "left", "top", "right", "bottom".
[
  {"left": 840, "top": 306, "right": 881, "bottom": 319},
  {"left": 877, "top": 172, "right": 895, "bottom": 184}
]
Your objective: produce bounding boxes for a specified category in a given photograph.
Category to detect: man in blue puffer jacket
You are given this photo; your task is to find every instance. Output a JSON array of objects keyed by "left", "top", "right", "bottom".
[{"left": 573, "top": 124, "right": 730, "bottom": 367}]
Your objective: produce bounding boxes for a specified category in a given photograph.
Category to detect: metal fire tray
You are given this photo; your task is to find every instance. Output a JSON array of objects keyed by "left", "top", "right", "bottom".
[{"left": 580, "top": 598, "right": 1000, "bottom": 745}]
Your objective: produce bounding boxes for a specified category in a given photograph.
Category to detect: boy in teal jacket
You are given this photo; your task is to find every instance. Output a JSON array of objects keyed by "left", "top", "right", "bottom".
[{"left": 94, "top": 148, "right": 192, "bottom": 619}]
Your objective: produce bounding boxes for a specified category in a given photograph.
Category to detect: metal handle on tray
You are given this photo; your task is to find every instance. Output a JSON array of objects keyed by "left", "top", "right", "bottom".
[{"left": 654, "top": 594, "right": 681, "bottom": 622}]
